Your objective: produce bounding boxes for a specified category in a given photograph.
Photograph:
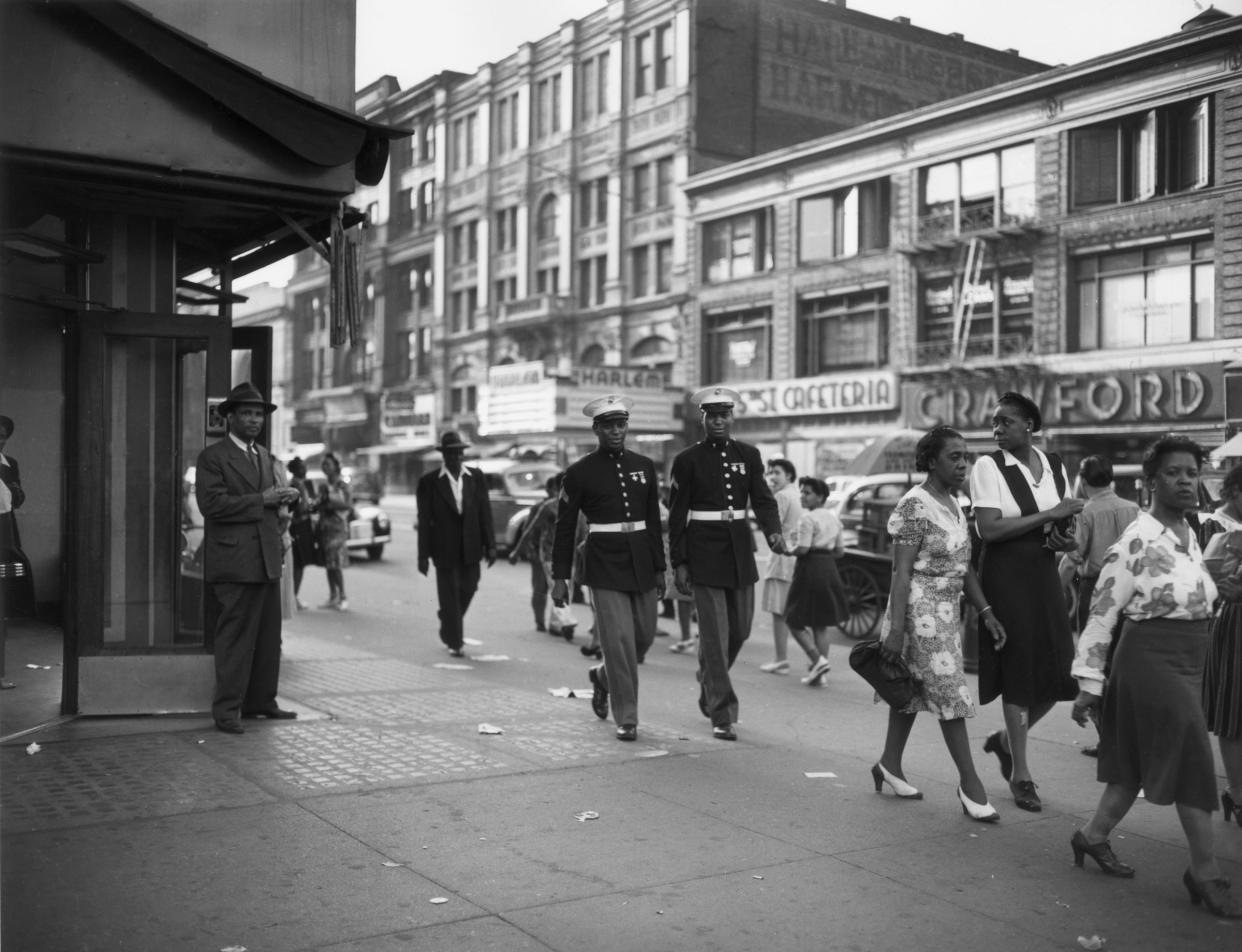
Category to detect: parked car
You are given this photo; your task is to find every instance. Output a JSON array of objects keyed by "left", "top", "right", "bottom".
[
  {"left": 305, "top": 466, "right": 392, "bottom": 561},
  {"left": 832, "top": 472, "right": 965, "bottom": 548},
  {"left": 471, "top": 459, "right": 560, "bottom": 555}
]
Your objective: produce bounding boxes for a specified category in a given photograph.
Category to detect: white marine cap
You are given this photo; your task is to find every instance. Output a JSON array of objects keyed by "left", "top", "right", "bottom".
[
  {"left": 583, "top": 394, "right": 634, "bottom": 421},
  {"left": 690, "top": 385, "right": 742, "bottom": 411}
]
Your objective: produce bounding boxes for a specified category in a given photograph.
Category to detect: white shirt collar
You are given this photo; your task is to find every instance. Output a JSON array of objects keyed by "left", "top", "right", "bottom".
[
  {"left": 227, "top": 432, "right": 255, "bottom": 453},
  {"left": 440, "top": 465, "right": 469, "bottom": 481}
]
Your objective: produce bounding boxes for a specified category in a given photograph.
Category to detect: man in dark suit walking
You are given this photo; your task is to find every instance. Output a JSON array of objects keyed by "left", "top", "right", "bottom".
[
  {"left": 551, "top": 395, "right": 664, "bottom": 741},
  {"left": 196, "top": 383, "right": 301, "bottom": 734},
  {"left": 416, "top": 431, "right": 496, "bottom": 657},
  {"left": 668, "top": 386, "right": 784, "bottom": 741}
]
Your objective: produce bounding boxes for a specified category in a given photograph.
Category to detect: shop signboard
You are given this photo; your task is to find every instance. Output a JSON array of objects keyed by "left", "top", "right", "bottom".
[
  {"left": 479, "top": 361, "right": 555, "bottom": 436},
  {"left": 380, "top": 390, "right": 435, "bottom": 444},
  {"left": 733, "top": 370, "right": 899, "bottom": 418},
  {"left": 904, "top": 364, "right": 1223, "bottom": 430}
]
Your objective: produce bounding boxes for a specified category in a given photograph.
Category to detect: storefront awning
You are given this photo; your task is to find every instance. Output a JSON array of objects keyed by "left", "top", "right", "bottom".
[{"left": 1211, "top": 432, "right": 1242, "bottom": 460}]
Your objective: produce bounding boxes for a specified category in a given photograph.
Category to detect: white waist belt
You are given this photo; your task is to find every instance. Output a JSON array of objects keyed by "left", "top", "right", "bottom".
[
  {"left": 588, "top": 521, "right": 646, "bottom": 533},
  {"left": 688, "top": 509, "right": 748, "bottom": 522}
]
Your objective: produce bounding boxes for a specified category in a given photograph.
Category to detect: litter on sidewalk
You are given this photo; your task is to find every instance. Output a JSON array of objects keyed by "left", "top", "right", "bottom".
[
  {"left": 434, "top": 663, "right": 473, "bottom": 670},
  {"left": 548, "top": 687, "right": 592, "bottom": 698},
  {"left": 478, "top": 723, "right": 504, "bottom": 734},
  {"left": 573, "top": 811, "right": 599, "bottom": 822},
  {"left": 804, "top": 772, "right": 837, "bottom": 778}
]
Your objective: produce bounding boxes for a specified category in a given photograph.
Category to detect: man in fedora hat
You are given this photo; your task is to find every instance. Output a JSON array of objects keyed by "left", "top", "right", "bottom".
[
  {"left": 196, "top": 382, "right": 302, "bottom": 734},
  {"left": 416, "top": 430, "right": 496, "bottom": 657},
  {"left": 552, "top": 395, "right": 664, "bottom": 741},
  {"left": 668, "top": 386, "right": 784, "bottom": 741}
]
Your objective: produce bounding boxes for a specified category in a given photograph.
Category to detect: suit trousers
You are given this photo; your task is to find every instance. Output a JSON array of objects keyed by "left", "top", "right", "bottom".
[
  {"left": 211, "top": 580, "right": 283, "bottom": 722},
  {"left": 435, "top": 561, "right": 481, "bottom": 650},
  {"left": 694, "top": 583, "right": 755, "bottom": 728},
  {"left": 591, "top": 587, "right": 657, "bottom": 728}
]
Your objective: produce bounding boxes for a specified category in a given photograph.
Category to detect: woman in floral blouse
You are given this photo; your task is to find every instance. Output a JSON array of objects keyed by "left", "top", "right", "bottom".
[
  {"left": 1069, "top": 435, "right": 1239, "bottom": 918},
  {"left": 871, "top": 426, "right": 1007, "bottom": 821}
]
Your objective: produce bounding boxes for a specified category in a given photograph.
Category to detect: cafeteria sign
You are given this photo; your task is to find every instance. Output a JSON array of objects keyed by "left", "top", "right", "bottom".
[{"left": 737, "top": 371, "right": 898, "bottom": 418}]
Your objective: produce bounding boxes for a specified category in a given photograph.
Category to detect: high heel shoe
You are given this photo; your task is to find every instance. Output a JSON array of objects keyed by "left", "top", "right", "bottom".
[
  {"left": 870, "top": 762, "right": 923, "bottom": 800},
  {"left": 1183, "top": 869, "right": 1242, "bottom": 918},
  {"left": 957, "top": 787, "right": 999, "bottom": 823},
  {"left": 982, "top": 730, "right": 1013, "bottom": 782},
  {"left": 1070, "top": 830, "right": 1135, "bottom": 878},
  {"left": 1222, "top": 790, "right": 1242, "bottom": 828}
]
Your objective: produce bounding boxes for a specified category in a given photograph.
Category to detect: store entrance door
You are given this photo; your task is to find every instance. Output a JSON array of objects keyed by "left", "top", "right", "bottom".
[{"left": 70, "top": 311, "right": 230, "bottom": 714}]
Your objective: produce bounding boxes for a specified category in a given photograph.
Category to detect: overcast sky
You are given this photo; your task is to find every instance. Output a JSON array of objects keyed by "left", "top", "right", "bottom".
[{"left": 356, "top": 0, "right": 1242, "bottom": 87}]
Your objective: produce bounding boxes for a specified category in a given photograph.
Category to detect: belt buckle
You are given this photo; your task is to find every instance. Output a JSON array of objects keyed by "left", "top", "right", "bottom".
[
  {"left": 621, "top": 521, "right": 636, "bottom": 532},
  {"left": 722, "top": 510, "right": 734, "bottom": 522}
]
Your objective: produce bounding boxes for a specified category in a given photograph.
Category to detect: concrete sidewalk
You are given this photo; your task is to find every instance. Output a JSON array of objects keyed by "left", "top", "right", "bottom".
[{"left": 2, "top": 616, "right": 1240, "bottom": 952}]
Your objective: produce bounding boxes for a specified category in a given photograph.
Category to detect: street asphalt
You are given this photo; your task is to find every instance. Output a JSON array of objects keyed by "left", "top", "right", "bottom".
[{"left": 1, "top": 514, "right": 1239, "bottom": 951}]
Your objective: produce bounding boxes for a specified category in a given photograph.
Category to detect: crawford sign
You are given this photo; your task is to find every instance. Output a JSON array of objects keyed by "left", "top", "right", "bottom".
[
  {"left": 906, "top": 365, "right": 1222, "bottom": 430},
  {"left": 737, "top": 371, "right": 898, "bottom": 418}
]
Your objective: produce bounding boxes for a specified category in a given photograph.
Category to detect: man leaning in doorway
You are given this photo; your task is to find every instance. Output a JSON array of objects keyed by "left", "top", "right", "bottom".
[
  {"left": 668, "top": 386, "right": 784, "bottom": 741},
  {"left": 416, "top": 431, "right": 496, "bottom": 657},
  {"left": 196, "top": 382, "right": 301, "bottom": 734},
  {"left": 552, "top": 395, "right": 664, "bottom": 741}
]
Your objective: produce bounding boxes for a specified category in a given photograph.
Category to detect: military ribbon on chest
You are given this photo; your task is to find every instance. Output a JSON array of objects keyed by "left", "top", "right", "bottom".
[
  {"left": 628, "top": 470, "right": 647, "bottom": 485},
  {"left": 725, "top": 462, "right": 746, "bottom": 476}
]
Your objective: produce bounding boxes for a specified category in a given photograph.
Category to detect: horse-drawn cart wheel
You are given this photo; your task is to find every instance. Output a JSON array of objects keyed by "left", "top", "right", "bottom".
[{"left": 840, "top": 563, "right": 883, "bottom": 640}]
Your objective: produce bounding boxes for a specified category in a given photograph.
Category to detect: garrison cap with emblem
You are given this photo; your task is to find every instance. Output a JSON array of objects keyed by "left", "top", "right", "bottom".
[
  {"left": 583, "top": 394, "right": 634, "bottom": 421},
  {"left": 690, "top": 386, "right": 742, "bottom": 412}
]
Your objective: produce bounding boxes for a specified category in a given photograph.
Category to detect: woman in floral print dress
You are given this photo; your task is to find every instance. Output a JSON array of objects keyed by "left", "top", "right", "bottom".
[{"left": 871, "top": 426, "right": 1008, "bottom": 822}]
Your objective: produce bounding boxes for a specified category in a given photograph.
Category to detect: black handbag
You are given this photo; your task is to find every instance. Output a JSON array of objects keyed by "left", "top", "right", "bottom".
[{"left": 849, "top": 640, "right": 921, "bottom": 709}]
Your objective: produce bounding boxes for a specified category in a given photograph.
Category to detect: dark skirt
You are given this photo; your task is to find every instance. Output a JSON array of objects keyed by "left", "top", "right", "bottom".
[
  {"left": 290, "top": 519, "right": 317, "bottom": 570},
  {"left": 1099, "top": 617, "right": 1216, "bottom": 811},
  {"left": 785, "top": 550, "right": 848, "bottom": 630},
  {"left": 1203, "top": 601, "right": 1242, "bottom": 740},
  {"left": 977, "top": 530, "right": 1076, "bottom": 707}
]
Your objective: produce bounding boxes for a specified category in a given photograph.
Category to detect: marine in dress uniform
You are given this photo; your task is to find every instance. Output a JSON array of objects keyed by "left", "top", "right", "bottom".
[
  {"left": 552, "top": 395, "right": 665, "bottom": 741},
  {"left": 668, "top": 387, "right": 784, "bottom": 740}
]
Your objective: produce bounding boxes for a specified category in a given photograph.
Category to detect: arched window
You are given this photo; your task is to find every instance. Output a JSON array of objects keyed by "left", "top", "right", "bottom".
[
  {"left": 536, "top": 194, "right": 559, "bottom": 241},
  {"left": 631, "top": 335, "right": 673, "bottom": 364},
  {"left": 580, "top": 343, "right": 606, "bottom": 367}
]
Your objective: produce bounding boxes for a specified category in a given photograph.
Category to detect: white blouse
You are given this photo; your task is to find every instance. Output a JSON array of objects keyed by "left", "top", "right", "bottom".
[
  {"left": 968, "top": 447, "right": 1070, "bottom": 518},
  {"left": 796, "top": 507, "right": 843, "bottom": 551},
  {"left": 1071, "top": 512, "right": 1217, "bottom": 695}
]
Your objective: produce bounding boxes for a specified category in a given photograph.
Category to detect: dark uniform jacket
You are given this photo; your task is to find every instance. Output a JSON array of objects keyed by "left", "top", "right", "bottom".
[
  {"left": 552, "top": 448, "right": 664, "bottom": 592},
  {"left": 667, "top": 438, "right": 781, "bottom": 588},
  {"left": 416, "top": 466, "right": 495, "bottom": 569},
  {"left": 195, "top": 437, "right": 284, "bottom": 584}
]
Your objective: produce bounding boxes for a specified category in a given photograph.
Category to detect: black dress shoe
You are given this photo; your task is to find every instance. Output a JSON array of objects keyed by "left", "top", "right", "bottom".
[
  {"left": 588, "top": 666, "right": 609, "bottom": 720},
  {"left": 214, "top": 720, "right": 245, "bottom": 735},
  {"left": 616, "top": 725, "right": 637, "bottom": 741},
  {"left": 712, "top": 725, "right": 737, "bottom": 741},
  {"left": 448, "top": 647, "right": 466, "bottom": 658},
  {"left": 243, "top": 707, "right": 297, "bottom": 720},
  {"left": 983, "top": 731, "right": 1013, "bottom": 782},
  {"left": 1010, "top": 779, "right": 1042, "bottom": 812}
]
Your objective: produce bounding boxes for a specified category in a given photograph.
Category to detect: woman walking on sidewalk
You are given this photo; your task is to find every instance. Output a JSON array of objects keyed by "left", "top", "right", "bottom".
[
  {"left": 317, "top": 453, "right": 351, "bottom": 611},
  {"left": 783, "top": 477, "right": 847, "bottom": 686},
  {"left": 1069, "top": 435, "right": 1240, "bottom": 918},
  {"left": 870, "top": 426, "right": 1006, "bottom": 820}
]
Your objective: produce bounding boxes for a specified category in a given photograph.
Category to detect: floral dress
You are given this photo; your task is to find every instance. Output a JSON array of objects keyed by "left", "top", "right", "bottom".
[{"left": 877, "top": 486, "right": 974, "bottom": 719}]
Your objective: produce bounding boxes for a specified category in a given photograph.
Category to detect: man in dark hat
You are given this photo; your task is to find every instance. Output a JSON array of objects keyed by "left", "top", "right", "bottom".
[
  {"left": 195, "top": 383, "right": 302, "bottom": 734},
  {"left": 416, "top": 431, "right": 496, "bottom": 657},
  {"left": 668, "top": 386, "right": 784, "bottom": 741},
  {"left": 551, "top": 395, "right": 664, "bottom": 741}
]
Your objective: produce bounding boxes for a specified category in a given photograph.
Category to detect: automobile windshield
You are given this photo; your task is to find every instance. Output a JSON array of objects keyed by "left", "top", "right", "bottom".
[{"left": 505, "top": 469, "right": 555, "bottom": 496}]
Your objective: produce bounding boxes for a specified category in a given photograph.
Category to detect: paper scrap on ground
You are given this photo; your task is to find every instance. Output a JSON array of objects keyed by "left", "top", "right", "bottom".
[
  {"left": 549, "top": 687, "right": 592, "bottom": 698},
  {"left": 463, "top": 638, "right": 483, "bottom": 646},
  {"left": 433, "top": 663, "right": 473, "bottom": 670},
  {"left": 1077, "top": 936, "right": 1105, "bottom": 951},
  {"left": 478, "top": 723, "right": 504, "bottom": 734},
  {"left": 429, "top": 897, "right": 449, "bottom": 904},
  {"left": 473, "top": 654, "right": 510, "bottom": 662},
  {"left": 221, "top": 946, "right": 247, "bottom": 952},
  {"left": 803, "top": 772, "right": 837, "bottom": 778},
  {"left": 637, "top": 750, "right": 669, "bottom": 758},
  {"left": 574, "top": 811, "right": 600, "bottom": 822},
  {"left": 25, "top": 743, "right": 40, "bottom": 755},
  {"left": 382, "top": 861, "right": 406, "bottom": 868}
]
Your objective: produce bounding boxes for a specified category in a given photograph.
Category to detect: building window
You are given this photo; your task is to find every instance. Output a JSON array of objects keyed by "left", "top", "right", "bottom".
[
  {"left": 1071, "top": 98, "right": 1210, "bottom": 209},
  {"left": 629, "top": 240, "right": 673, "bottom": 298},
  {"left": 418, "top": 113, "right": 436, "bottom": 162},
  {"left": 702, "top": 209, "right": 774, "bottom": 283},
  {"left": 536, "top": 266, "right": 560, "bottom": 294},
  {"left": 578, "top": 177, "right": 608, "bottom": 227},
  {"left": 415, "top": 258, "right": 433, "bottom": 309},
  {"left": 1073, "top": 238, "right": 1214, "bottom": 351},
  {"left": 494, "top": 276, "right": 518, "bottom": 304},
  {"left": 494, "top": 93, "right": 519, "bottom": 157},
  {"left": 580, "top": 51, "right": 610, "bottom": 121},
  {"left": 392, "top": 135, "right": 413, "bottom": 170},
  {"left": 417, "top": 326, "right": 432, "bottom": 378},
  {"left": 655, "top": 240, "right": 673, "bottom": 293},
  {"left": 919, "top": 263, "right": 1034, "bottom": 363},
  {"left": 920, "top": 144, "right": 1035, "bottom": 241},
  {"left": 393, "top": 187, "right": 414, "bottom": 233},
  {"left": 451, "top": 221, "right": 478, "bottom": 265},
  {"left": 578, "top": 255, "right": 607, "bottom": 307},
  {"left": 798, "top": 179, "right": 890, "bottom": 262},
  {"left": 536, "top": 194, "right": 559, "bottom": 241},
  {"left": 704, "top": 307, "right": 771, "bottom": 383},
  {"left": 494, "top": 206, "right": 518, "bottom": 252},
  {"left": 632, "top": 164, "right": 651, "bottom": 213},
  {"left": 631, "top": 246, "right": 650, "bottom": 298},
  {"left": 417, "top": 180, "right": 436, "bottom": 226},
  {"left": 450, "top": 287, "right": 478, "bottom": 334},
  {"left": 451, "top": 112, "right": 477, "bottom": 170},
  {"left": 798, "top": 289, "right": 889, "bottom": 373},
  {"left": 635, "top": 23, "right": 673, "bottom": 98},
  {"left": 533, "top": 74, "right": 562, "bottom": 141},
  {"left": 655, "top": 156, "right": 674, "bottom": 207},
  {"left": 450, "top": 384, "right": 477, "bottom": 415}
]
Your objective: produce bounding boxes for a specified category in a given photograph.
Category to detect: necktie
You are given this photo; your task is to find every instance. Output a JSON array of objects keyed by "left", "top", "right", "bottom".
[{"left": 247, "top": 444, "right": 259, "bottom": 473}]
